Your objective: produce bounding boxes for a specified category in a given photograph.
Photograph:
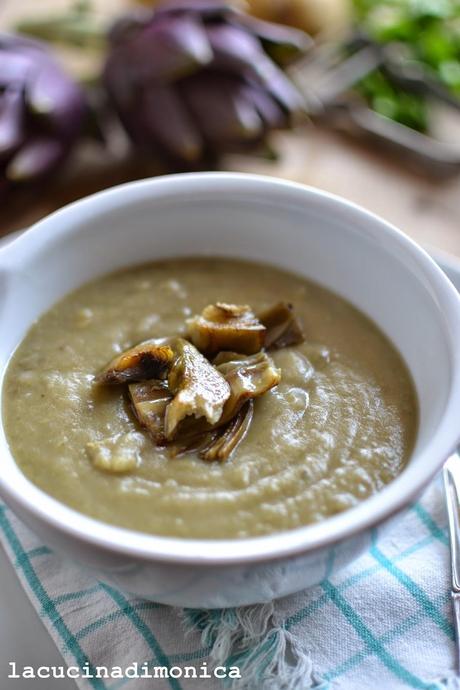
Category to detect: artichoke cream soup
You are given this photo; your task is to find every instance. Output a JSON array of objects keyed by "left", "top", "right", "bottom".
[{"left": 3, "top": 258, "right": 417, "bottom": 539}]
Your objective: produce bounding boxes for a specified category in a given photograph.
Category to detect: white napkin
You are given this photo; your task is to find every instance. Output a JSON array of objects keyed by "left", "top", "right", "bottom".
[{"left": 0, "top": 477, "right": 457, "bottom": 690}]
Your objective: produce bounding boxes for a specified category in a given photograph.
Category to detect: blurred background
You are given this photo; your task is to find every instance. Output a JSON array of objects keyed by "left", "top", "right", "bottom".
[{"left": 1, "top": 0, "right": 460, "bottom": 257}]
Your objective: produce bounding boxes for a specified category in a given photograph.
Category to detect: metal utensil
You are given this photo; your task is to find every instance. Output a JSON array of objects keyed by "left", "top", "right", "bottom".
[{"left": 443, "top": 453, "right": 460, "bottom": 672}]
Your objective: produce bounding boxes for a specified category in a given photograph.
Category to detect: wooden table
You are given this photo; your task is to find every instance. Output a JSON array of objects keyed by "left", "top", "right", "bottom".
[{"left": 2, "top": 0, "right": 460, "bottom": 257}]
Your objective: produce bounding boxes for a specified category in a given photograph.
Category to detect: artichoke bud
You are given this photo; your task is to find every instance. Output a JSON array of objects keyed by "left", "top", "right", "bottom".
[
  {"left": 104, "top": 1, "right": 312, "bottom": 166},
  {"left": 0, "top": 33, "right": 87, "bottom": 188}
]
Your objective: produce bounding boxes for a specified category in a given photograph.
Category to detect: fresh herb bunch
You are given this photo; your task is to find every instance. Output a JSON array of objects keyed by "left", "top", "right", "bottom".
[{"left": 353, "top": 0, "right": 460, "bottom": 131}]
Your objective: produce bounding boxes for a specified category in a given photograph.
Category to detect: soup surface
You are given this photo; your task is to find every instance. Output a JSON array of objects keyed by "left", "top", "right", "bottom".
[{"left": 2, "top": 258, "right": 417, "bottom": 538}]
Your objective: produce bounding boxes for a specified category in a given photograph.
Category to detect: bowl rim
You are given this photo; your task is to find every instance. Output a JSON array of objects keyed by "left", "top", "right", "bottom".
[{"left": 1, "top": 171, "right": 460, "bottom": 566}]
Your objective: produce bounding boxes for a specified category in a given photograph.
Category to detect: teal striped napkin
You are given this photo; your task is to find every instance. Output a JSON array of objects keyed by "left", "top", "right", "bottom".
[{"left": 0, "top": 477, "right": 457, "bottom": 690}]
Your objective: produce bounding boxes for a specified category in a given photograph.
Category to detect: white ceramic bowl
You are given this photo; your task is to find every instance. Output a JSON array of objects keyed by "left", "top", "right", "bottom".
[{"left": 1, "top": 173, "right": 459, "bottom": 608}]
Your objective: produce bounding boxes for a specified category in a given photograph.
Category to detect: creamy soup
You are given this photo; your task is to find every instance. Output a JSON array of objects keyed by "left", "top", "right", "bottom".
[{"left": 2, "top": 258, "right": 417, "bottom": 539}]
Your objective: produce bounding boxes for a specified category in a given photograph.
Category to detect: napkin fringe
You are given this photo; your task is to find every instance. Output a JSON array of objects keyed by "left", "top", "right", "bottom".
[{"left": 181, "top": 604, "right": 314, "bottom": 689}]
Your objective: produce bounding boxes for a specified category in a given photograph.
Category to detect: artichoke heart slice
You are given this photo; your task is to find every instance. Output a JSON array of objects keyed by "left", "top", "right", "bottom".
[
  {"left": 214, "top": 350, "right": 281, "bottom": 420},
  {"left": 186, "top": 302, "right": 266, "bottom": 356},
  {"left": 128, "top": 380, "right": 172, "bottom": 445},
  {"left": 176, "top": 350, "right": 281, "bottom": 439},
  {"left": 96, "top": 339, "right": 175, "bottom": 384},
  {"left": 200, "top": 400, "right": 254, "bottom": 462},
  {"left": 164, "top": 338, "right": 231, "bottom": 440},
  {"left": 259, "top": 301, "right": 305, "bottom": 349}
]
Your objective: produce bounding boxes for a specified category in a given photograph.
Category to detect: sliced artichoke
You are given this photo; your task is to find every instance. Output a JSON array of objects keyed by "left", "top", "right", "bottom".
[
  {"left": 215, "top": 350, "right": 281, "bottom": 418},
  {"left": 200, "top": 400, "right": 254, "bottom": 462},
  {"left": 128, "top": 380, "right": 172, "bottom": 444},
  {"left": 93, "top": 304, "right": 291, "bottom": 464},
  {"left": 98, "top": 337, "right": 230, "bottom": 439},
  {"left": 186, "top": 302, "right": 266, "bottom": 356},
  {"left": 168, "top": 427, "right": 220, "bottom": 459},
  {"left": 259, "top": 301, "right": 305, "bottom": 349},
  {"left": 96, "top": 339, "right": 175, "bottom": 384},
  {"left": 164, "top": 338, "right": 231, "bottom": 439},
  {"left": 176, "top": 350, "right": 281, "bottom": 438}
]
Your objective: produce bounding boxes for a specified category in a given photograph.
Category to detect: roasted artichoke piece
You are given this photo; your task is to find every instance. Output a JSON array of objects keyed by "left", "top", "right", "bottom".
[
  {"left": 201, "top": 400, "right": 254, "bottom": 462},
  {"left": 170, "top": 400, "right": 254, "bottom": 461},
  {"left": 186, "top": 302, "right": 266, "bottom": 356},
  {"left": 215, "top": 351, "right": 281, "bottom": 418},
  {"left": 95, "top": 309, "right": 285, "bottom": 462},
  {"left": 98, "top": 337, "right": 230, "bottom": 440},
  {"left": 128, "top": 380, "right": 172, "bottom": 445},
  {"left": 176, "top": 350, "right": 281, "bottom": 438},
  {"left": 96, "top": 339, "right": 174, "bottom": 384},
  {"left": 164, "top": 338, "right": 231, "bottom": 440},
  {"left": 168, "top": 428, "right": 221, "bottom": 459},
  {"left": 259, "top": 302, "right": 305, "bottom": 349}
]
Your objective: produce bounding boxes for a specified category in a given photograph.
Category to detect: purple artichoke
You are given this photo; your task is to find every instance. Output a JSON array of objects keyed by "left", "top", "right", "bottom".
[
  {"left": 0, "top": 33, "right": 86, "bottom": 190},
  {"left": 104, "top": 1, "right": 312, "bottom": 166}
]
